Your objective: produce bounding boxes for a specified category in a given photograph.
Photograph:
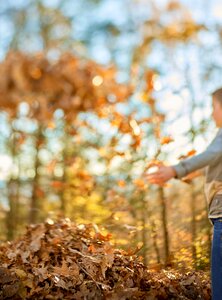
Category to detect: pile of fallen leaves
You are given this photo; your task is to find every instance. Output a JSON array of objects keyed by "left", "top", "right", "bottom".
[{"left": 0, "top": 219, "right": 211, "bottom": 299}]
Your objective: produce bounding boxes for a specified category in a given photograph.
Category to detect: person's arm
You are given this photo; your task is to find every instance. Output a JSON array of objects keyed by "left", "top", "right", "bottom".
[{"left": 172, "top": 131, "right": 222, "bottom": 179}]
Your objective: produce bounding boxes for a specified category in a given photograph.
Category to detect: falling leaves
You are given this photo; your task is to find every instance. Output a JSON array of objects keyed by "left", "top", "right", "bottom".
[
  {"left": 178, "top": 149, "right": 197, "bottom": 160},
  {"left": 146, "top": 159, "right": 164, "bottom": 170},
  {"left": 117, "top": 179, "right": 126, "bottom": 188},
  {"left": 160, "top": 136, "right": 174, "bottom": 145},
  {"left": 133, "top": 178, "right": 147, "bottom": 190}
]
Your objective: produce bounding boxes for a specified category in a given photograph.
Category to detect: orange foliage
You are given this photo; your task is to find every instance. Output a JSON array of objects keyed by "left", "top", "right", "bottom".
[
  {"left": 145, "top": 70, "right": 155, "bottom": 93},
  {"left": 146, "top": 159, "right": 164, "bottom": 169},
  {"left": 160, "top": 136, "right": 174, "bottom": 145},
  {"left": 0, "top": 51, "right": 133, "bottom": 122},
  {"left": 133, "top": 178, "right": 146, "bottom": 189},
  {"left": 117, "top": 180, "right": 126, "bottom": 188},
  {"left": 178, "top": 149, "right": 196, "bottom": 160},
  {"left": 50, "top": 181, "right": 65, "bottom": 189}
]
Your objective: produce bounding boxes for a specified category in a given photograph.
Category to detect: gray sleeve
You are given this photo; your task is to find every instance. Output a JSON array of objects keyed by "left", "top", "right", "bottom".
[{"left": 171, "top": 132, "right": 222, "bottom": 179}]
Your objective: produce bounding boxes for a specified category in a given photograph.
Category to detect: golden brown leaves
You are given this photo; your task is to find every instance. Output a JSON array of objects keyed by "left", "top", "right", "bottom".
[
  {"left": 133, "top": 178, "right": 147, "bottom": 190},
  {"left": 117, "top": 180, "right": 126, "bottom": 188},
  {"left": 181, "top": 169, "right": 203, "bottom": 184},
  {"left": 160, "top": 136, "right": 174, "bottom": 145},
  {"left": 166, "top": 1, "right": 182, "bottom": 11},
  {"left": 159, "top": 21, "right": 206, "bottom": 43},
  {"left": 178, "top": 149, "right": 196, "bottom": 160},
  {"left": 0, "top": 51, "right": 133, "bottom": 123},
  {"left": 50, "top": 180, "right": 65, "bottom": 189},
  {"left": 146, "top": 159, "right": 164, "bottom": 170},
  {"left": 176, "top": 149, "right": 198, "bottom": 183},
  {"left": 145, "top": 70, "right": 155, "bottom": 93},
  {"left": 0, "top": 219, "right": 211, "bottom": 300}
]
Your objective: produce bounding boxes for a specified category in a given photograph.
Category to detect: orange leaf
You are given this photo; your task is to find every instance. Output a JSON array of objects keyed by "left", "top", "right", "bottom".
[
  {"left": 187, "top": 149, "right": 196, "bottom": 156},
  {"left": 160, "top": 136, "right": 174, "bottom": 145},
  {"left": 88, "top": 244, "right": 97, "bottom": 253},
  {"left": 178, "top": 149, "right": 196, "bottom": 160},
  {"left": 133, "top": 178, "right": 146, "bottom": 189},
  {"left": 146, "top": 159, "right": 164, "bottom": 169},
  {"left": 50, "top": 181, "right": 64, "bottom": 189},
  {"left": 145, "top": 70, "right": 155, "bottom": 92},
  {"left": 94, "top": 232, "right": 112, "bottom": 241},
  {"left": 35, "top": 187, "right": 45, "bottom": 198},
  {"left": 117, "top": 180, "right": 126, "bottom": 188}
]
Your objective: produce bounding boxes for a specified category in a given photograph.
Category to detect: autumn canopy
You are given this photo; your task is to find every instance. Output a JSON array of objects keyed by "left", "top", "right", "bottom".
[{"left": 0, "top": 51, "right": 132, "bottom": 121}]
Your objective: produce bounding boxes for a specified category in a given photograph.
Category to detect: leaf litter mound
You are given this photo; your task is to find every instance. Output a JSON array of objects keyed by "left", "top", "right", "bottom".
[{"left": 0, "top": 219, "right": 211, "bottom": 299}]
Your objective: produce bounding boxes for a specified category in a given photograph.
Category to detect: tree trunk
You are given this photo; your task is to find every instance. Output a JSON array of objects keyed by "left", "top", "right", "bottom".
[
  {"left": 6, "top": 180, "right": 18, "bottom": 240},
  {"left": 151, "top": 219, "right": 161, "bottom": 264},
  {"left": 6, "top": 127, "right": 20, "bottom": 240},
  {"left": 60, "top": 133, "right": 69, "bottom": 216},
  {"left": 30, "top": 125, "right": 43, "bottom": 224},
  {"left": 141, "top": 191, "right": 148, "bottom": 266},
  {"left": 158, "top": 187, "right": 170, "bottom": 266},
  {"left": 190, "top": 183, "right": 197, "bottom": 269}
]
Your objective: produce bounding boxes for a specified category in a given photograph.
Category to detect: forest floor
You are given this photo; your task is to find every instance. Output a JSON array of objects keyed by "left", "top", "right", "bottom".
[{"left": 0, "top": 219, "right": 211, "bottom": 299}]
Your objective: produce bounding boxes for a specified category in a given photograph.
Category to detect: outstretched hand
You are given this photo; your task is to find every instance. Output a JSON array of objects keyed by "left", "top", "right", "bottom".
[
  {"left": 146, "top": 164, "right": 203, "bottom": 186},
  {"left": 145, "top": 165, "right": 177, "bottom": 186}
]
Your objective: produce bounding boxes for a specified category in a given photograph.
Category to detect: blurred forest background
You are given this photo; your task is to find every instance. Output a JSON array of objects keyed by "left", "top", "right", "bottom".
[{"left": 0, "top": 0, "right": 222, "bottom": 272}]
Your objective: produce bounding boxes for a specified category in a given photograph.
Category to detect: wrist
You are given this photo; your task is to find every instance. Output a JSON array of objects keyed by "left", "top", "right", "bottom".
[{"left": 170, "top": 166, "right": 177, "bottom": 178}]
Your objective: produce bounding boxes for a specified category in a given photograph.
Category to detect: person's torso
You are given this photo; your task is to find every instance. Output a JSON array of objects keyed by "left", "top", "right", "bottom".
[{"left": 205, "top": 128, "right": 222, "bottom": 218}]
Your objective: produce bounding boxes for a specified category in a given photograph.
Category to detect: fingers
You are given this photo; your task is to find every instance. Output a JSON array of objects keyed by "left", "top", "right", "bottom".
[
  {"left": 148, "top": 178, "right": 165, "bottom": 184},
  {"left": 146, "top": 174, "right": 165, "bottom": 186},
  {"left": 147, "top": 178, "right": 166, "bottom": 187},
  {"left": 145, "top": 168, "right": 167, "bottom": 186},
  {"left": 146, "top": 173, "right": 164, "bottom": 181}
]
